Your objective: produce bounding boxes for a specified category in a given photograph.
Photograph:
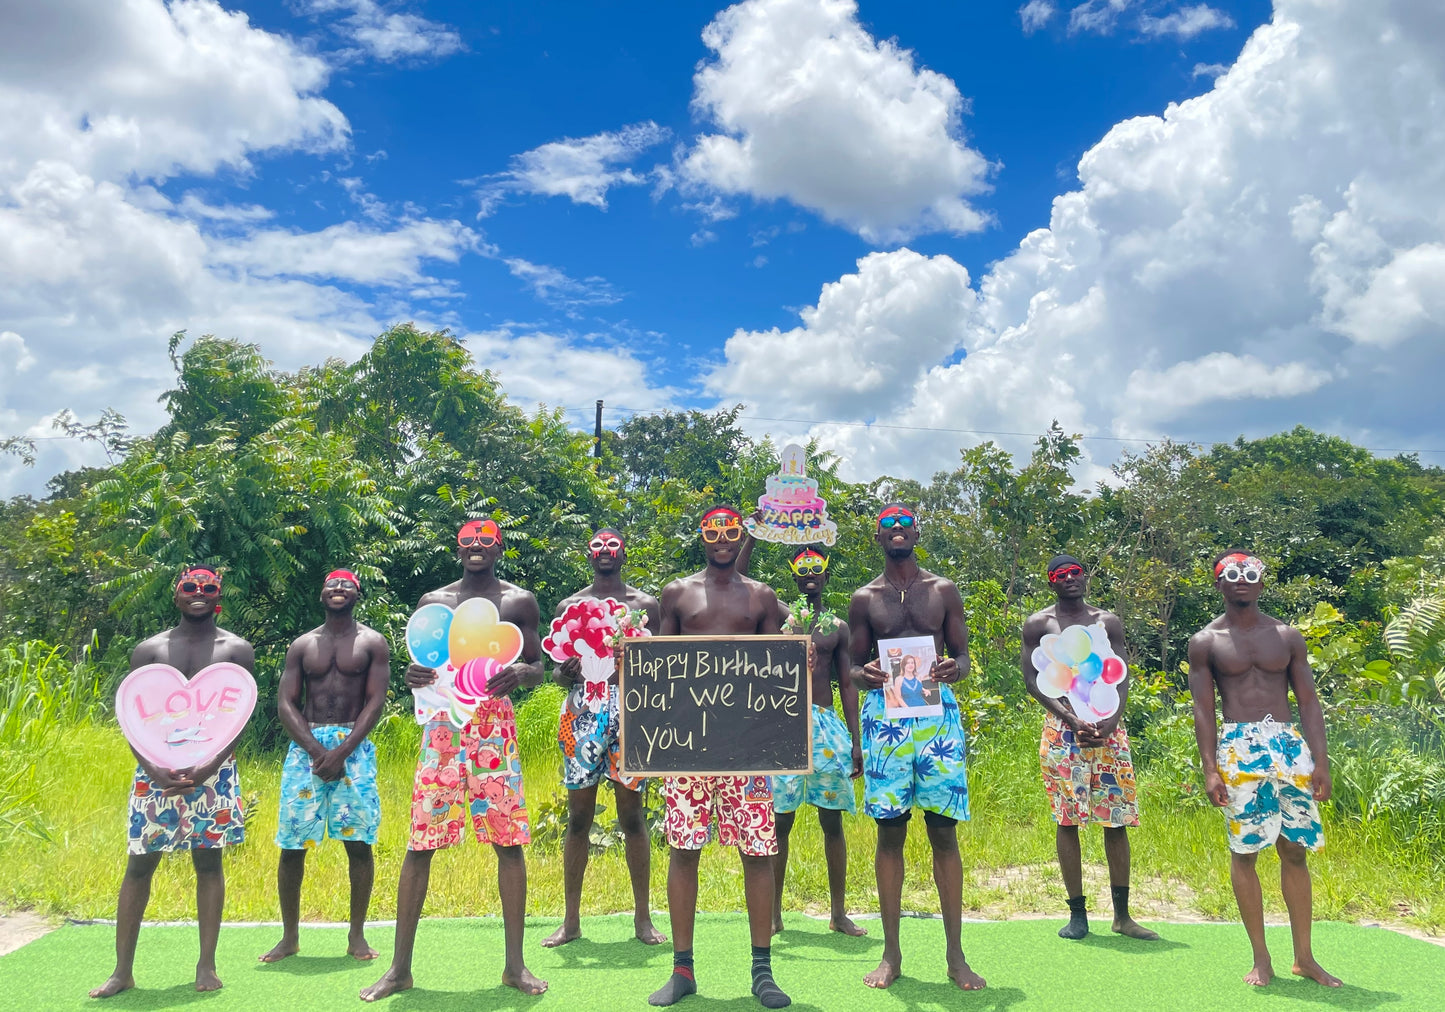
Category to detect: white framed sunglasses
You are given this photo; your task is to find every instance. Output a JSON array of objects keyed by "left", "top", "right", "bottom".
[{"left": 1219, "top": 562, "right": 1264, "bottom": 584}]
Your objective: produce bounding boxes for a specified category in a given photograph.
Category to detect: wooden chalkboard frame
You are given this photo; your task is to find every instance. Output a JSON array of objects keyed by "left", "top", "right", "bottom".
[{"left": 618, "top": 635, "right": 813, "bottom": 778}]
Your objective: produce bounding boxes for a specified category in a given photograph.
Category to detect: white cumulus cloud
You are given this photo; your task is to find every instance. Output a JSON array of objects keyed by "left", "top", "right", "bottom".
[
  {"left": 304, "top": 1, "right": 463, "bottom": 62},
  {"left": 710, "top": 0, "right": 1445, "bottom": 481},
  {"left": 481, "top": 122, "right": 670, "bottom": 212},
  {"left": 680, "top": 0, "right": 993, "bottom": 243}
]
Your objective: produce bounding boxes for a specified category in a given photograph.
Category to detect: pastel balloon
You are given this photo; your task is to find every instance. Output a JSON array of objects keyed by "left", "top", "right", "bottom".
[
  {"left": 1038, "top": 661, "right": 1075, "bottom": 698},
  {"left": 1087, "top": 681, "right": 1120, "bottom": 719},
  {"left": 405, "top": 603, "right": 454, "bottom": 669},
  {"left": 1057, "top": 625, "right": 1093, "bottom": 665},
  {"left": 1030, "top": 646, "right": 1050, "bottom": 673},
  {"left": 453, "top": 657, "right": 502, "bottom": 703},
  {"left": 1040, "top": 633, "right": 1059, "bottom": 654},
  {"left": 1101, "top": 656, "right": 1127, "bottom": 685},
  {"left": 1066, "top": 687, "right": 1093, "bottom": 719},
  {"left": 1087, "top": 622, "right": 1112, "bottom": 654},
  {"left": 1077, "top": 653, "right": 1104, "bottom": 683},
  {"left": 449, "top": 597, "right": 524, "bottom": 667}
]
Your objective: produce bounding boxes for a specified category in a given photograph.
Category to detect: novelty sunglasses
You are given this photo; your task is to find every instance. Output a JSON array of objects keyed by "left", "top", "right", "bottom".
[
  {"left": 1219, "top": 562, "right": 1264, "bottom": 584},
  {"left": 700, "top": 524, "right": 743, "bottom": 543},
  {"left": 589, "top": 536, "right": 624, "bottom": 554},
  {"left": 178, "top": 580, "right": 221, "bottom": 596},
  {"left": 1048, "top": 564, "right": 1084, "bottom": 583},
  {"left": 458, "top": 531, "right": 501, "bottom": 548},
  {"left": 878, "top": 514, "right": 915, "bottom": 529},
  {"left": 791, "top": 556, "right": 828, "bottom": 576}
]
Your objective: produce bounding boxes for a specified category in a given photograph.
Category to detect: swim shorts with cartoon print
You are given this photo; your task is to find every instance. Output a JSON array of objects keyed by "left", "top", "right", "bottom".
[
  {"left": 664, "top": 775, "right": 778, "bottom": 856},
  {"left": 861, "top": 684, "right": 970, "bottom": 822},
  {"left": 558, "top": 683, "right": 642, "bottom": 792},
  {"left": 275, "top": 723, "right": 381, "bottom": 849},
  {"left": 1040, "top": 713, "right": 1140, "bottom": 828},
  {"left": 128, "top": 756, "right": 245, "bottom": 854},
  {"left": 1217, "top": 718, "right": 1323, "bottom": 854},
  {"left": 409, "top": 697, "right": 530, "bottom": 850},
  {"left": 772, "top": 705, "right": 857, "bottom": 814}
]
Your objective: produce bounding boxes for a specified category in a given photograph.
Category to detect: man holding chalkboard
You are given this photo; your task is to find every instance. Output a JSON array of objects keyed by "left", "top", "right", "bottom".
[
  {"left": 850, "top": 504, "right": 986, "bottom": 992},
  {"left": 361, "top": 519, "right": 548, "bottom": 1001},
  {"left": 543, "top": 527, "right": 667, "bottom": 949},
  {"left": 648, "top": 505, "right": 792, "bottom": 1009},
  {"left": 771, "top": 547, "right": 864, "bottom": 938}
]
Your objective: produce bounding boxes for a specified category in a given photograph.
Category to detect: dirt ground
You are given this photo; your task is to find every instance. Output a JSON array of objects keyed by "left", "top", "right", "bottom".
[{"left": 0, "top": 911, "right": 55, "bottom": 956}]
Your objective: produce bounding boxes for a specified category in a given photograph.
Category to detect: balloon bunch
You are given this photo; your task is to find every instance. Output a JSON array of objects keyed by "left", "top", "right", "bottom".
[
  {"left": 1032, "top": 621, "right": 1127, "bottom": 721},
  {"left": 404, "top": 598, "right": 524, "bottom": 727},
  {"left": 543, "top": 598, "right": 648, "bottom": 712}
]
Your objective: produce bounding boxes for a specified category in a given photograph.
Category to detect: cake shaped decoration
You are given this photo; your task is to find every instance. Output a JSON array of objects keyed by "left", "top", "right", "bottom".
[{"left": 745, "top": 443, "right": 838, "bottom": 546}]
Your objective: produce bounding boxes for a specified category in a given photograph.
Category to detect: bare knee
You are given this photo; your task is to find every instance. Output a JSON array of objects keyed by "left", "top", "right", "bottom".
[
  {"left": 124, "top": 853, "right": 162, "bottom": 882},
  {"left": 1276, "top": 840, "right": 1309, "bottom": 867},
  {"left": 670, "top": 847, "right": 702, "bottom": 873},
  {"left": 191, "top": 849, "right": 224, "bottom": 879},
  {"left": 342, "top": 841, "right": 373, "bottom": 864},
  {"left": 876, "top": 824, "right": 908, "bottom": 855},
  {"left": 1230, "top": 850, "right": 1260, "bottom": 871},
  {"left": 493, "top": 844, "right": 524, "bottom": 868},
  {"left": 925, "top": 823, "right": 959, "bottom": 855},
  {"left": 817, "top": 810, "right": 844, "bottom": 840}
]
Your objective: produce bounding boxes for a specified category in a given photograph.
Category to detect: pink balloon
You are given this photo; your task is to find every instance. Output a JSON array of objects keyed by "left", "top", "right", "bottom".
[
  {"left": 454, "top": 657, "right": 501, "bottom": 702},
  {"left": 1101, "top": 656, "right": 1127, "bottom": 684}
]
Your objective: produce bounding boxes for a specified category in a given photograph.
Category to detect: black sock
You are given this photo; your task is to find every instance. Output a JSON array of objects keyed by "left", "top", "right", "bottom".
[
  {"left": 1059, "top": 895, "right": 1088, "bottom": 940},
  {"left": 750, "top": 945, "right": 790, "bottom": 1008},
  {"left": 648, "top": 949, "right": 696, "bottom": 1007},
  {"left": 1112, "top": 885, "right": 1130, "bottom": 922}
]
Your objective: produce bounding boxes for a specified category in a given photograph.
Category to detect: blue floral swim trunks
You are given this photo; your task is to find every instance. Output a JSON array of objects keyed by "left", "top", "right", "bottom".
[
  {"left": 772, "top": 705, "right": 857, "bottom": 814},
  {"left": 275, "top": 723, "right": 381, "bottom": 849},
  {"left": 1217, "top": 717, "right": 1323, "bottom": 854},
  {"left": 861, "top": 685, "right": 969, "bottom": 822},
  {"left": 128, "top": 756, "right": 245, "bottom": 854}
]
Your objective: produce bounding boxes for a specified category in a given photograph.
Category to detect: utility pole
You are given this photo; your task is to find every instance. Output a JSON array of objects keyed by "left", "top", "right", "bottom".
[{"left": 593, "top": 399, "right": 604, "bottom": 465}]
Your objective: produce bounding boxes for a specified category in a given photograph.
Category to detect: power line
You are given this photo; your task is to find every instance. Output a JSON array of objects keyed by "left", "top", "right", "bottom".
[{"left": 602, "top": 406, "right": 1445, "bottom": 457}]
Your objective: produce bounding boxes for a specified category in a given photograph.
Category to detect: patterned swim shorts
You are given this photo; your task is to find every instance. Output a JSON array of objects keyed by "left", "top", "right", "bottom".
[
  {"left": 772, "top": 705, "right": 857, "bottom": 814},
  {"left": 409, "top": 698, "right": 530, "bottom": 850},
  {"left": 1217, "top": 718, "right": 1323, "bottom": 854},
  {"left": 275, "top": 724, "right": 381, "bottom": 849},
  {"left": 664, "top": 776, "right": 778, "bottom": 856},
  {"left": 861, "top": 685, "right": 969, "bottom": 822},
  {"left": 128, "top": 757, "right": 245, "bottom": 854},
  {"left": 1040, "top": 713, "right": 1139, "bottom": 828},
  {"left": 559, "top": 683, "right": 642, "bottom": 792}
]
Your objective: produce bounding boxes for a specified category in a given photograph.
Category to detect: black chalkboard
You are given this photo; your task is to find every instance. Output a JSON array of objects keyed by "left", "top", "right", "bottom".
[{"left": 619, "top": 635, "right": 813, "bottom": 777}]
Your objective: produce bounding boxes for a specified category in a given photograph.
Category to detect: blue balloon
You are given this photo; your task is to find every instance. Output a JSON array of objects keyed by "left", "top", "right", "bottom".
[
  {"left": 406, "top": 603, "right": 454, "bottom": 669},
  {"left": 1077, "top": 653, "right": 1104, "bottom": 683}
]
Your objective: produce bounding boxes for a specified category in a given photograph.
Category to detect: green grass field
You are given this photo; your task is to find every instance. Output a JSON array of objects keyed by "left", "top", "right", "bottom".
[
  {"left": 2, "top": 718, "right": 1442, "bottom": 933},
  {"left": 3, "top": 915, "right": 1442, "bottom": 1010}
]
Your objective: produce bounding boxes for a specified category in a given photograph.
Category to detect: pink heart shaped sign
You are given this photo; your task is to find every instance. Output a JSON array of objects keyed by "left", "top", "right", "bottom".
[{"left": 116, "top": 662, "right": 258, "bottom": 770}]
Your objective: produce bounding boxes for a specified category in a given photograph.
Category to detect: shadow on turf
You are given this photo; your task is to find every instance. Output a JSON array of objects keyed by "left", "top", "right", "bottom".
[
  {"left": 1232, "top": 979, "right": 1401, "bottom": 1009},
  {"left": 384, "top": 987, "right": 827, "bottom": 1011},
  {"left": 1074, "top": 932, "right": 1190, "bottom": 954},
  {"left": 254, "top": 953, "right": 369, "bottom": 975},
  {"left": 541, "top": 935, "right": 671, "bottom": 970},
  {"left": 82, "top": 982, "right": 216, "bottom": 1009},
  {"left": 886, "top": 980, "right": 1028, "bottom": 1010}
]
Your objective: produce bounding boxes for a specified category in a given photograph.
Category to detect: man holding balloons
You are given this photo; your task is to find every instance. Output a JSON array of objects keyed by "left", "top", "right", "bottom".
[
  {"left": 361, "top": 518, "right": 549, "bottom": 1001},
  {"left": 1021, "top": 555, "right": 1159, "bottom": 942}
]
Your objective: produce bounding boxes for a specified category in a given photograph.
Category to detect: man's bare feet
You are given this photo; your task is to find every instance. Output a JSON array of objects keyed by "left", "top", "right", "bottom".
[
  {"left": 541, "top": 924, "right": 580, "bottom": 948},
  {"left": 502, "top": 966, "right": 549, "bottom": 995},
  {"left": 1292, "top": 959, "right": 1342, "bottom": 987},
  {"left": 947, "top": 956, "right": 986, "bottom": 991},
  {"left": 194, "top": 967, "right": 223, "bottom": 992},
  {"left": 635, "top": 921, "right": 668, "bottom": 945},
  {"left": 88, "top": 974, "right": 134, "bottom": 999},
  {"left": 1243, "top": 959, "right": 1274, "bottom": 986},
  {"left": 829, "top": 915, "right": 867, "bottom": 937},
  {"left": 347, "top": 937, "right": 380, "bottom": 961},
  {"left": 360, "top": 967, "right": 413, "bottom": 1002},
  {"left": 1111, "top": 918, "right": 1160, "bottom": 941},
  {"left": 258, "top": 938, "right": 299, "bottom": 963},
  {"left": 863, "top": 958, "right": 901, "bottom": 989}
]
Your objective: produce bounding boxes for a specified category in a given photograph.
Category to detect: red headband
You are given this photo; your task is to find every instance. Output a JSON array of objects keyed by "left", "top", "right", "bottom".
[
  {"left": 325, "top": 569, "right": 360, "bottom": 590},
  {"left": 701, "top": 507, "right": 741, "bottom": 525},
  {"left": 458, "top": 519, "right": 502, "bottom": 545},
  {"left": 1214, "top": 553, "right": 1264, "bottom": 577},
  {"left": 877, "top": 506, "right": 914, "bottom": 523}
]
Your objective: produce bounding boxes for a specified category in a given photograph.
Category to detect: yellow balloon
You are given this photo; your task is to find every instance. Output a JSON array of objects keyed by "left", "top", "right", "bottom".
[
  {"left": 449, "top": 598, "right": 523, "bottom": 667},
  {"left": 1057, "top": 625, "right": 1093, "bottom": 665}
]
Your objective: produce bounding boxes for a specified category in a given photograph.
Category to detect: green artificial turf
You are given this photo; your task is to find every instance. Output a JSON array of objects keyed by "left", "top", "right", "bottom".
[{"left": 2, "top": 915, "right": 1442, "bottom": 1011}]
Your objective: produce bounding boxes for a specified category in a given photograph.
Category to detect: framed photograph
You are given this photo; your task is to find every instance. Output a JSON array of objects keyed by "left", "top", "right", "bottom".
[{"left": 878, "top": 636, "right": 943, "bottom": 718}]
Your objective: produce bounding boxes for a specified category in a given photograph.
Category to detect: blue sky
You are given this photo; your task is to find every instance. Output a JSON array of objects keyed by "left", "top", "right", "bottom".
[{"left": 2, "top": 1, "right": 1441, "bottom": 494}]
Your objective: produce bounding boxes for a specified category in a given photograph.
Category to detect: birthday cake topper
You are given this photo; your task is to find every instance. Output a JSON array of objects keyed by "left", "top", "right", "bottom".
[{"left": 744, "top": 443, "right": 838, "bottom": 546}]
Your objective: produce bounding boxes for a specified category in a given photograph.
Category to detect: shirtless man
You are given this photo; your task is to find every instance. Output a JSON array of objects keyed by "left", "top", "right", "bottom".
[
  {"left": 260, "top": 569, "right": 390, "bottom": 964},
  {"left": 770, "top": 547, "right": 864, "bottom": 938},
  {"left": 648, "top": 505, "right": 790, "bottom": 1009},
  {"left": 90, "top": 566, "right": 254, "bottom": 998},
  {"left": 1021, "top": 555, "right": 1158, "bottom": 942},
  {"left": 361, "top": 519, "right": 548, "bottom": 1001},
  {"left": 543, "top": 527, "right": 666, "bottom": 949},
  {"left": 850, "top": 504, "right": 985, "bottom": 992},
  {"left": 1188, "top": 550, "right": 1340, "bottom": 989}
]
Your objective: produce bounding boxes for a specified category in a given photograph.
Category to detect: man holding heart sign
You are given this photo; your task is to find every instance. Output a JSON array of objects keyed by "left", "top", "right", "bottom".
[
  {"left": 91, "top": 566, "right": 256, "bottom": 1000},
  {"left": 362, "top": 518, "right": 548, "bottom": 1001},
  {"left": 1021, "top": 555, "right": 1158, "bottom": 943}
]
